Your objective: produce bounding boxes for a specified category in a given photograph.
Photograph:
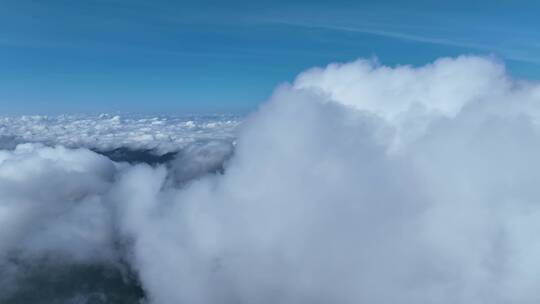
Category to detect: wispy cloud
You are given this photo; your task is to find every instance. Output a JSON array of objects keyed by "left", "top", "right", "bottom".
[{"left": 271, "top": 20, "right": 540, "bottom": 65}]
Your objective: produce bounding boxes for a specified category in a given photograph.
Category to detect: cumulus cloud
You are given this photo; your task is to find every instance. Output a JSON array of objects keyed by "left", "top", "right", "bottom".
[
  {"left": 293, "top": 56, "right": 538, "bottom": 150},
  {"left": 3, "top": 55, "right": 540, "bottom": 303},
  {"left": 0, "top": 144, "right": 123, "bottom": 302},
  {"left": 168, "top": 140, "right": 234, "bottom": 185},
  {"left": 112, "top": 55, "right": 540, "bottom": 304},
  {"left": 0, "top": 144, "right": 117, "bottom": 261}
]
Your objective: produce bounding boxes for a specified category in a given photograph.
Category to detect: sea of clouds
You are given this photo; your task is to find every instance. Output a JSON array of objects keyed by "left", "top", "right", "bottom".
[
  {"left": 2, "top": 55, "right": 540, "bottom": 303},
  {"left": 0, "top": 114, "right": 239, "bottom": 155}
]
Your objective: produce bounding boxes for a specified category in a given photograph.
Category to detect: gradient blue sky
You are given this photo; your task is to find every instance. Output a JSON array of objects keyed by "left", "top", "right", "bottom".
[{"left": 1, "top": 0, "right": 539, "bottom": 115}]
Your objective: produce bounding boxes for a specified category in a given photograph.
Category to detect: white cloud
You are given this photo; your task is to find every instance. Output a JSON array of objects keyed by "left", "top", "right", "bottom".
[
  {"left": 0, "top": 114, "right": 240, "bottom": 155},
  {"left": 4, "top": 56, "right": 540, "bottom": 303},
  {"left": 0, "top": 144, "right": 117, "bottom": 263},
  {"left": 113, "top": 56, "right": 540, "bottom": 303}
]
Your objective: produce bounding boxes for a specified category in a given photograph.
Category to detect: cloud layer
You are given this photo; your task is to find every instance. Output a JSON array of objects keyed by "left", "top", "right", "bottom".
[
  {"left": 0, "top": 114, "right": 239, "bottom": 155},
  {"left": 3, "top": 55, "right": 540, "bottom": 303}
]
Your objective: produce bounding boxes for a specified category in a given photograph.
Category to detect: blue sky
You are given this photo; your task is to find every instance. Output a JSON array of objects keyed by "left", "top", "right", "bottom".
[{"left": 1, "top": 0, "right": 539, "bottom": 115}]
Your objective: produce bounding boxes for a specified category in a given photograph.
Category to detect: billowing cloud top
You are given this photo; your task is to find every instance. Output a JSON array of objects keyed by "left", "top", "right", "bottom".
[
  {"left": 295, "top": 56, "right": 508, "bottom": 118},
  {"left": 3, "top": 56, "right": 540, "bottom": 304}
]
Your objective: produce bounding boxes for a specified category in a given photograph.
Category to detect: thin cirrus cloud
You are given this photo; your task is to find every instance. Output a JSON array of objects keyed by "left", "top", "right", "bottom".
[{"left": 271, "top": 19, "right": 540, "bottom": 65}]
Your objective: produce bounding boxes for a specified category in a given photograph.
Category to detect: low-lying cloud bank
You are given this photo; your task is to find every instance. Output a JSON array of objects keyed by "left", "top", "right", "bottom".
[
  {"left": 0, "top": 114, "right": 239, "bottom": 155},
  {"left": 3, "top": 55, "right": 540, "bottom": 303}
]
